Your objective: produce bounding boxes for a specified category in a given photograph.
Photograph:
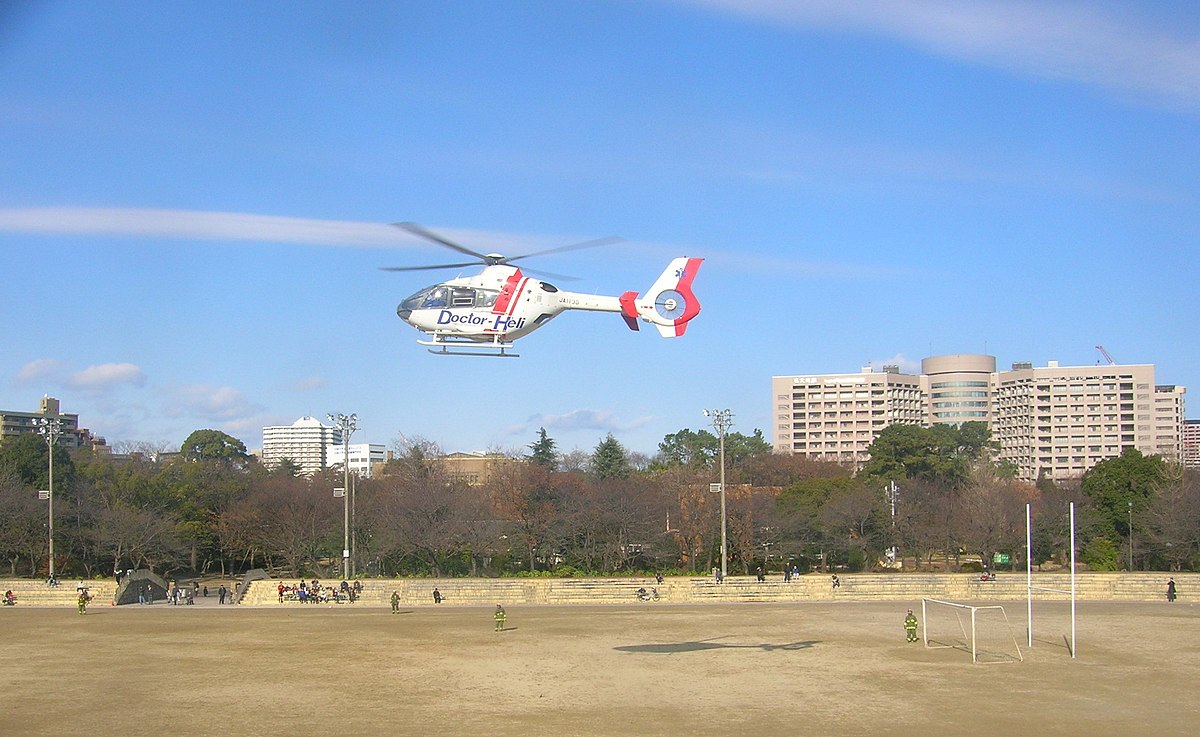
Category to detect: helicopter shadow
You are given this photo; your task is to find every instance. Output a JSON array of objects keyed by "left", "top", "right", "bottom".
[{"left": 614, "top": 637, "right": 818, "bottom": 654}]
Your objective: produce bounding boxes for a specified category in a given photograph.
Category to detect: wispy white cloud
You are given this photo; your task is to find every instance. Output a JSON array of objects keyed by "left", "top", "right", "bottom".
[
  {"left": 684, "top": 0, "right": 1200, "bottom": 111},
  {"left": 165, "top": 384, "right": 264, "bottom": 423},
  {"left": 0, "top": 207, "right": 620, "bottom": 256},
  {"left": 16, "top": 359, "right": 146, "bottom": 392},
  {"left": 16, "top": 358, "right": 69, "bottom": 384},
  {"left": 70, "top": 362, "right": 146, "bottom": 391},
  {"left": 0, "top": 207, "right": 413, "bottom": 247},
  {"left": 867, "top": 353, "right": 922, "bottom": 375},
  {"left": 292, "top": 376, "right": 327, "bottom": 392},
  {"left": 505, "top": 409, "right": 658, "bottom": 438}
]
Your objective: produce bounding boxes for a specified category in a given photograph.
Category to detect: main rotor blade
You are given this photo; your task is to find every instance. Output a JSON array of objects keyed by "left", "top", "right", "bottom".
[
  {"left": 379, "top": 261, "right": 482, "bottom": 272},
  {"left": 393, "top": 222, "right": 491, "bottom": 261},
  {"left": 515, "top": 266, "right": 581, "bottom": 282},
  {"left": 504, "top": 236, "right": 623, "bottom": 264}
]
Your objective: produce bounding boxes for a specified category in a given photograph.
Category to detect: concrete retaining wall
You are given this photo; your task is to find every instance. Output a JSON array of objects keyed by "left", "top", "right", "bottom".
[{"left": 237, "top": 572, "right": 1195, "bottom": 607}]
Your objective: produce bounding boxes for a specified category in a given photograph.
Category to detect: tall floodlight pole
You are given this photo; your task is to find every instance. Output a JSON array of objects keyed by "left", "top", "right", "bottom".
[
  {"left": 36, "top": 417, "right": 62, "bottom": 579},
  {"left": 703, "top": 408, "right": 733, "bottom": 579},
  {"left": 1127, "top": 499, "right": 1133, "bottom": 571},
  {"left": 327, "top": 412, "right": 358, "bottom": 580},
  {"left": 886, "top": 480, "right": 899, "bottom": 565}
]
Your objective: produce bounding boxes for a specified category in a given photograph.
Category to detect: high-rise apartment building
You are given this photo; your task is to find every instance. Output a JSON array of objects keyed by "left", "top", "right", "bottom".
[
  {"left": 1183, "top": 419, "right": 1200, "bottom": 468},
  {"left": 771, "top": 366, "right": 924, "bottom": 467},
  {"left": 773, "top": 355, "right": 1188, "bottom": 483},
  {"left": 0, "top": 396, "right": 100, "bottom": 449},
  {"left": 260, "top": 417, "right": 342, "bottom": 477}
]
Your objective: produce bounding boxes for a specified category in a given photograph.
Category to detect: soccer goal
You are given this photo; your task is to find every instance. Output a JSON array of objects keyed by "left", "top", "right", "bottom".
[
  {"left": 921, "top": 598, "right": 1023, "bottom": 664},
  {"left": 1026, "top": 502, "right": 1077, "bottom": 659}
]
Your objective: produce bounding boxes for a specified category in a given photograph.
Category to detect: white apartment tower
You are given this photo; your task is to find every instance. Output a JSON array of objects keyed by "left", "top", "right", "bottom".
[
  {"left": 261, "top": 417, "right": 342, "bottom": 477},
  {"left": 1183, "top": 419, "right": 1200, "bottom": 468},
  {"left": 774, "top": 355, "right": 1187, "bottom": 483},
  {"left": 771, "top": 366, "right": 924, "bottom": 466}
]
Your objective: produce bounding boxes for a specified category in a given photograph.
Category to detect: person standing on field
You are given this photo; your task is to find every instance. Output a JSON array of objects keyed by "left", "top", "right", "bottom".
[
  {"left": 494, "top": 604, "right": 507, "bottom": 631},
  {"left": 391, "top": 591, "right": 400, "bottom": 613},
  {"left": 1167, "top": 578, "right": 1177, "bottom": 602},
  {"left": 904, "top": 609, "right": 919, "bottom": 642}
]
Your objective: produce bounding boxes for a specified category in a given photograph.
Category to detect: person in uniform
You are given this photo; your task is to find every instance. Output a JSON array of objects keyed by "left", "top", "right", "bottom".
[
  {"left": 390, "top": 591, "right": 400, "bottom": 613},
  {"left": 494, "top": 604, "right": 507, "bottom": 632},
  {"left": 77, "top": 590, "right": 90, "bottom": 615},
  {"left": 904, "top": 609, "right": 919, "bottom": 642}
]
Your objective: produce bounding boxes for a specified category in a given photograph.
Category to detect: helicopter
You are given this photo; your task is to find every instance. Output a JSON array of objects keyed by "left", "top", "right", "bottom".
[{"left": 385, "top": 223, "right": 703, "bottom": 357}]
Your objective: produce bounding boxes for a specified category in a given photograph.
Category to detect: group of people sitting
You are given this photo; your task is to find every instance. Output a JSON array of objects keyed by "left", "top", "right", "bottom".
[{"left": 278, "top": 578, "right": 363, "bottom": 604}]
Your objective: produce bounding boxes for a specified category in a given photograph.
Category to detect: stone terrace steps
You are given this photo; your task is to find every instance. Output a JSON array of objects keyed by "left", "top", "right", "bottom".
[
  {"left": 0, "top": 579, "right": 119, "bottom": 607},
  {"left": 238, "top": 572, "right": 1195, "bottom": 608}
]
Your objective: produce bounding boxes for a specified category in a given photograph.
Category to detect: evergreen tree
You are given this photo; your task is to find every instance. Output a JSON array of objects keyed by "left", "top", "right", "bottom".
[
  {"left": 591, "top": 434, "right": 632, "bottom": 480},
  {"left": 528, "top": 427, "right": 558, "bottom": 469}
]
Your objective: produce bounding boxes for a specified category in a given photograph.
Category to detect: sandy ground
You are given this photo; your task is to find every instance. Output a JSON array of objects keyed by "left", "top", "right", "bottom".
[{"left": 3, "top": 599, "right": 1197, "bottom": 737}]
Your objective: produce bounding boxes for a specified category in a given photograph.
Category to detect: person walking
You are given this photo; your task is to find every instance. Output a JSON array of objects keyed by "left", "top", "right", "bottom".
[
  {"left": 904, "top": 609, "right": 919, "bottom": 643},
  {"left": 494, "top": 604, "right": 507, "bottom": 632},
  {"left": 390, "top": 591, "right": 400, "bottom": 613},
  {"left": 432, "top": 587, "right": 443, "bottom": 604},
  {"left": 1167, "top": 578, "right": 1177, "bottom": 602},
  {"left": 77, "top": 590, "right": 90, "bottom": 615},
  {"left": 831, "top": 574, "right": 841, "bottom": 590}
]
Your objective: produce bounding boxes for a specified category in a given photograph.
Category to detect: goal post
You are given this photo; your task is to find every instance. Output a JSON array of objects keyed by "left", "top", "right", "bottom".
[
  {"left": 921, "top": 598, "right": 1023, "bottom": 664},
  {"left": 1026, "top": 501, "right": 1077, "bottom": 658}
]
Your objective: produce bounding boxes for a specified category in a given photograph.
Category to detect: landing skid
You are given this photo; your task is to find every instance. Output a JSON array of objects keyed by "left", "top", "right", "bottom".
[{"left": 417, "top": 334, "right": 520, "bottom": 357}]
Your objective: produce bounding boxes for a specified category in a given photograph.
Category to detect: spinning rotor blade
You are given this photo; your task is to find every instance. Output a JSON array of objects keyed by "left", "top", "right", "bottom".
[
  {"left": 384, "top": 223, "right": 621, "bottom": 278},
  {"left": 393, "top": 222, "right": 494, "bottom": 262},
  {"left": 503, "top": 236, "right": 624, "bottom": 264},
  {"left": 379, "top": 261, "right": 482, "bottom": 272}
]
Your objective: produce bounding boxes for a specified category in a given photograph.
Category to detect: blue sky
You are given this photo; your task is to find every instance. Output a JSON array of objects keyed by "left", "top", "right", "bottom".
[{"left": 2, "top": 1, "right": 1198, "bottom": 458}]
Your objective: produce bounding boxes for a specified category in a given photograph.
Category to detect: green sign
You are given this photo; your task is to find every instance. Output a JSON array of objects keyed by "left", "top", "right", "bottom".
[{"left": 992, "top": 553, "right": 1010, "bottom": 564}]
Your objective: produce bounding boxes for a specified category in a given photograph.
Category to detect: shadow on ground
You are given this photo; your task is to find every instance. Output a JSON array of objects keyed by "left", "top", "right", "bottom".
[{"left": 615, "top": 638, "right": 818, "bottom": 654}]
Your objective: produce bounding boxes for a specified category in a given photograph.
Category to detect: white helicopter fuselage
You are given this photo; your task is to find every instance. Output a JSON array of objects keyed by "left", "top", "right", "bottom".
[{"left": 395, "top": 258, "right": 702, "bottom": 354}]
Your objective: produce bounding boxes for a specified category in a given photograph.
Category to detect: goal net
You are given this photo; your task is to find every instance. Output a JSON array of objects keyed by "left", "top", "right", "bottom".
[{"left": 921, "top": 598, "right": 1023, "bottom": 664}]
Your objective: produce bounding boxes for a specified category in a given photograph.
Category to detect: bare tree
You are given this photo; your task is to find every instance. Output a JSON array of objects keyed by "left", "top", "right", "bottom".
[
  {"left": 1146, "top": 466, "right": 1200, "bottom": 572},
  {"left": 957, "top": 462, "right": 1034, "bottom": 570},
  {"left": 0, "top": 472, "right": 45, "bottom": 576},
  {"left": 93, "top": 504, "right": 184, "bottom": 574}
]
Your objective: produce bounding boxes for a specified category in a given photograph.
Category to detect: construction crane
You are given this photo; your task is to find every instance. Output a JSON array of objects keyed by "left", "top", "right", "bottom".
[{"left": 1096, "top": 345, "right": 1116, "bottom": 365}]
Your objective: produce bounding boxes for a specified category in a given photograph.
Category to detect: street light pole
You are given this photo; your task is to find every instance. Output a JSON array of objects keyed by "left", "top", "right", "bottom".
[
  {"left": 1127, "top": 499, "right": 1133, "bottom": 571},
  {"left": 704, "top": 408, "right": 733, "bottom": 579},
  {"left": 327, "top": 412, "right": 358, "bottom": 580},
  {"left": 886, "top": 480, "right": 898, "bottom": 565},
  {"left": 36, "top": 417, "right": 62, "bottom": 579}
]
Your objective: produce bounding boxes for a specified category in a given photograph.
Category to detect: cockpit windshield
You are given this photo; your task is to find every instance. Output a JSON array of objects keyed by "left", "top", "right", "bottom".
[{"left": 400, "top": 285, "right": 499, "bottom": 311}]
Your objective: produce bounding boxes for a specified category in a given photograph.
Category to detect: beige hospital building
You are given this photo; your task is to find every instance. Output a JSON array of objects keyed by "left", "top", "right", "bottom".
[{"left": 772, "top": 354, "right": 1188, "bottom": 483}]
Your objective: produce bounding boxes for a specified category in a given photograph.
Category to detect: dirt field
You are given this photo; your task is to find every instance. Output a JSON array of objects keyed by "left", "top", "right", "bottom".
[{"left": 3, "top": 599, "right": 1197, "bottom": 737}]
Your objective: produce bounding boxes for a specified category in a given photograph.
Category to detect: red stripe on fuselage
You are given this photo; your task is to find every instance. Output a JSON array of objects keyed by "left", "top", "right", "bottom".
[
  {"left": 493, "top": 269, "right": 525, "bottom": 315},
  {"left": 506, "top": 277, "right": 529, "bottom": 317}
]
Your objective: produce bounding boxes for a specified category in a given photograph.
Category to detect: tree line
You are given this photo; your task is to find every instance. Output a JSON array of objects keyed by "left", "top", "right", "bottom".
[{"left": 1, "top": 422, "right": 1197, "bottom": 579}]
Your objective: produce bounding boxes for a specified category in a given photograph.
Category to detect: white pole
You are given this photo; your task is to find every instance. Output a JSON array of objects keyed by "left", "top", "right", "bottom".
[
  {"left": 971, "top": 607, "right": 978, "bottom": 664},
  {"left": 921, "top": 598, "right": 928, "bottom": 647},
  {"left": 1026, "top": 503, "right": 1032, "bottom": 648}
]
